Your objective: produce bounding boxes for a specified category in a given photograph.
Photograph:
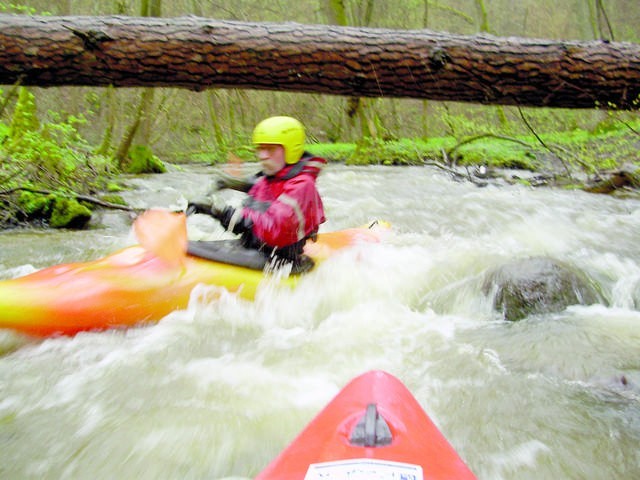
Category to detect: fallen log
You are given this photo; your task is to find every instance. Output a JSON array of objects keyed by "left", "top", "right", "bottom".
[{"left": 0, "top": 15, "right": 639, "bottom": 109}]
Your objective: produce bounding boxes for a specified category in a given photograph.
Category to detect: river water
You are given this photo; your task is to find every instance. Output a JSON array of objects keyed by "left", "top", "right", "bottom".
[{"left": 0, "top": 164, "right": 639, "bottom": 479}]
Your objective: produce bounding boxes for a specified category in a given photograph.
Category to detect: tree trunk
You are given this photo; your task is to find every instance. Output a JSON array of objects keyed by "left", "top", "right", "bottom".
[
  {"left": 474, "top": 0, "right": 508, "bottom": 128},
  {"left": 421, "top": 0, "right": 430, "bottom": 138},
  {"left": 121, "top": 0, "right": 162, "bottom": 150},
  {"left": 0, "top": 15, "right": 639, "bottom": 110},
  {"left": 95, "top": 85, "right": 115, "bottom": 156},
  {"left": 325, "top": 0, "right": 379, "bottom": 140},
  {"left": 114, "top": 88, "right": 153, "bottom": 167},
  {"left": 206, "top": 90, "right": 227, "bottom": 157}
]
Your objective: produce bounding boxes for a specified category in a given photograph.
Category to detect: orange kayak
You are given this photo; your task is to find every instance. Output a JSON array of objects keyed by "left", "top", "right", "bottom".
[
  {"left": 257, "top": 370, "right": 476, "bottom": 480},
  {"left": 0, "top": 215, "right": 387, "bottom": 337}
]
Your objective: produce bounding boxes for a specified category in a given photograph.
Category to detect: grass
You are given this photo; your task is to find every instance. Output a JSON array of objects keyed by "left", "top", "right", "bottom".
[{"left": 305, "top": 118, "right": 639, "bottom": 176}]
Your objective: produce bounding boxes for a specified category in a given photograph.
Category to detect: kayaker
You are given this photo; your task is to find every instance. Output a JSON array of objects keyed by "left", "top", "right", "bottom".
[{"left": 188, "top": 116, "right": 326, "bottom": 272}]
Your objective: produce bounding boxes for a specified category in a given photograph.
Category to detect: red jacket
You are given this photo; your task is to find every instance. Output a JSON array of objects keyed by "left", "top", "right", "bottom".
[{"left": 241, "top": 154, "right": 326, "bottom": 248}]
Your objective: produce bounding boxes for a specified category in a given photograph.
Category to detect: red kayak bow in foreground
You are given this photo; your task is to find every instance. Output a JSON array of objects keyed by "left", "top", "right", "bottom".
[{"left": 257, "top": 370, "right": 476, "bottom": 479}]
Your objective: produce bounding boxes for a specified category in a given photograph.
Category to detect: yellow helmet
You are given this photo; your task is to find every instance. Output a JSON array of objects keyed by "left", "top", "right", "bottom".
[{"left": 252, "top": 116, "right": 305, "bottom": 164}]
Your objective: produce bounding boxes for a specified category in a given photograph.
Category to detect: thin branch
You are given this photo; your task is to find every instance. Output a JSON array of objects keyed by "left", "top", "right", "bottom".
[
  {"left": 424, "top": 159, "right": 465, "bottom": 178},
  {"left": 617, "top": 118, "right": 640, "bottom": 136},
  {"left": 517, "top": 107, "right": 573, "bottom": 177},
  {"left": 595, "top": 0, "right": 615, "bottom": 41},
  {"left": 0, "top": 186, "right": 136, "bottom": 212},
  {"left": 447, "top": 132, "right": 534, "bottom": 160}
]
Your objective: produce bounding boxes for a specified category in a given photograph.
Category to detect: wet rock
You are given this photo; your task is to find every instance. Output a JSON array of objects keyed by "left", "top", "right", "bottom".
[{"left": 483, "top": 257, "right": 605, "bottom": 321}]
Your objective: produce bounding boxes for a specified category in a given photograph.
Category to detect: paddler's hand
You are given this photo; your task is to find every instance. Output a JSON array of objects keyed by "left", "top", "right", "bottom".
[
  {"left": 211, "top": 206, "right": 235, "bottom": 229},
  {"left": 213, "top": 172, "right": 258, "bottom": 193},
  {"left": 214, "top": 175, "right": 233, "bottom": 191},
  {"left": 212, "top": 206, "right": 253, "bottom": 235},
  {"left": 186, "top": 199, "right": 214, "bottom": 216}
]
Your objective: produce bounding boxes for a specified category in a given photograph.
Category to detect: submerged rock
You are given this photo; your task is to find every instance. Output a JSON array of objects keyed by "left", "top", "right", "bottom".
[{"left": 483, "top": 256, "right": 605, "bottom": 321}]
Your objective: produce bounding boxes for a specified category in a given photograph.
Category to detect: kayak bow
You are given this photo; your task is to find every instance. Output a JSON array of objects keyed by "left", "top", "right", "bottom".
[{"left": 257, "top": 370, "right": 476, "bottom": 480}]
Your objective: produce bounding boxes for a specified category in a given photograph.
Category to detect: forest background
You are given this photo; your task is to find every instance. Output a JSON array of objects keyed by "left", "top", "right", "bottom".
[{"left": 0, "top": 0, "right": 639, "bottom": 227}]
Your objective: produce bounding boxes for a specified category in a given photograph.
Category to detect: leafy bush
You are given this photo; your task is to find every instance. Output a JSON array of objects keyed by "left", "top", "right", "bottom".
[
  {"left": 0, "top": 87, "right": 117, "bottom": 227},
  {"left": 2, "top": 88, "right": 114, "bottom": 190}
]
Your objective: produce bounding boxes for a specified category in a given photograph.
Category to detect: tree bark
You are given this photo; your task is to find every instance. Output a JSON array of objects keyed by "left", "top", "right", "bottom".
[{"left": 0, "top": 15, "right": 639, "bottom": 109}]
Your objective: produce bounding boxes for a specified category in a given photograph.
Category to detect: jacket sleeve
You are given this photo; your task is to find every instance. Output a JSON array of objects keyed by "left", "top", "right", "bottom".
[{"left": 242, "top": 176, "right": 320, "bottom": 248}]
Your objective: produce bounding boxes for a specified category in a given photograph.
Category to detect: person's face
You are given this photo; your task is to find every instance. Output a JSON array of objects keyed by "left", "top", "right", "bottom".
[{"left": 256, "top": 144, "right": 286, "bottom": 176}]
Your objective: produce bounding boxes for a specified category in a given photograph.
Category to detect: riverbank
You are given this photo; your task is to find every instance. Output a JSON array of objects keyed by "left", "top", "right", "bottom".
[
  {"left": 186, "top": 116, "right": 640, "bottom": 193},
  {"left": 303, "top": 118, "right": 640, "bottom": 193},
  {"left": 1, "top": 116, "right": 639, "bottom": 229}
]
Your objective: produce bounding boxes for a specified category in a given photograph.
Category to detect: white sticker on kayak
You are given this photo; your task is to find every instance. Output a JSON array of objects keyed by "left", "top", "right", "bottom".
[{"left": 304, "top": 458, "right": 423, "bottom": 480}]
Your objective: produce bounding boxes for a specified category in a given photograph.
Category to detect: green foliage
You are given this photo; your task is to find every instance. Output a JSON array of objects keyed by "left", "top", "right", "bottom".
[
  {"left": 309, "top": 137, "right": 454, "bottom": 166},
  {"left": 5, "top": 89, "right": 114, "bottom": 184},
  {"left": 0, "top": 87, "right": 120, "bottom": 227},
  {"left": 305, "top": 116, "right": 639, "bottom": 178},
  {"left": 231, "top": 143, "right": 258, "bottom": 162},
  {"left": 106, "top": 182, "right": 125, "bottom": 192},
  {"left": 0, "top": 3, "right": 45, "bottom": 15},
  {"left": 537, "top": 119, "right": 639, "bottom": 173},
  {"left": 185, "top": 141, "right": 258, "bottom": 165},
  {"left": 99, "top": 194, "right": 127, "bottom": 206},
  {"left": 307, "top": 142, "right": 354, "bottom": 162},
  {"left": 8, "top": 87, "right": 39, "bottom": 143},
  {"left": 345, "top": 137, "right": 453, "bottom": 166},
  {"left": 17, "top": 191, "right": 51, "bottom": 217},
  {"left": 439, "top": 105, "right": 492, "bottom": 137},
  {"left": 0, "top": 121, "right": 9, "bottom": 144},
  {"left": 454, "top": 141, "right": 538, "bottom": 170}
]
